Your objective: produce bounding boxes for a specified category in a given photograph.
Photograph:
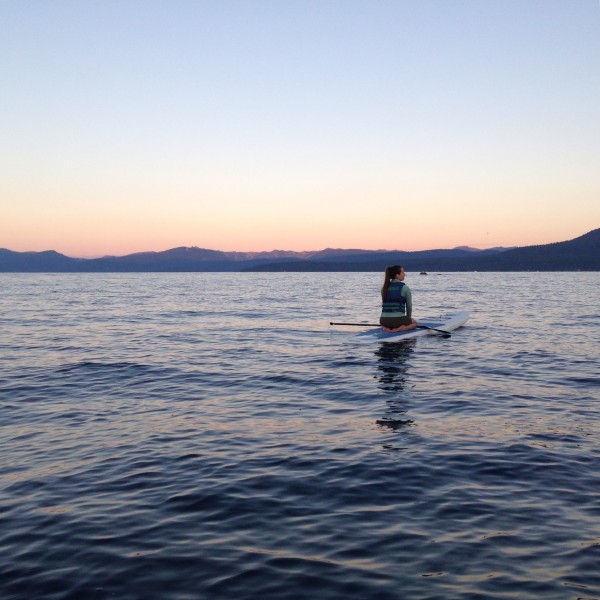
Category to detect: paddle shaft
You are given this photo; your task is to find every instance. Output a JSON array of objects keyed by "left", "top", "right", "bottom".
[
  {"left": 416, "top": 325, "right": 451, "bottom": 336},
  {"left": 329, "top": 322, "right": 379, "bottom": 326},
  {"left": 329, "top": 322, "right": 451, "bottom": 336}
]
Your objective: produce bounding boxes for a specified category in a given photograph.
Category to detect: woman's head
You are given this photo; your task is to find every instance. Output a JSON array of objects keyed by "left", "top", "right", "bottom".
[
  {"left": 382, "top": 265, "right": 405, "bottom": 298},
  {"left": 385, "top": 265, "right": 404, "bottom": 280}
]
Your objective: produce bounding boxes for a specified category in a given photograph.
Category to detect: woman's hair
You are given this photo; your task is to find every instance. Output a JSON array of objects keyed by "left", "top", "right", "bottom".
[{"left": 381, "top": 265, "right": 403, "bottom": 299}]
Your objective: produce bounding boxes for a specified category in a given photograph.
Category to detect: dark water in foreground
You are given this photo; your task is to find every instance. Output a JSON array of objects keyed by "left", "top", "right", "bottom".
[{"left": 1, "top": 272, "right": 599, "bottom": 599}]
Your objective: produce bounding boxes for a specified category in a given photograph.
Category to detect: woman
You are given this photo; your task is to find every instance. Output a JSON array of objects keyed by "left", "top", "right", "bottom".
[{"left": 380, "top": 265, "right": 417, "bottom": 332}]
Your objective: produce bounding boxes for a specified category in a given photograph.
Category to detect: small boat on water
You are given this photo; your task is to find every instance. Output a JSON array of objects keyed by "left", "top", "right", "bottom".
[{"left": 420, "top": 271, "right": 428, "bottom": 275}]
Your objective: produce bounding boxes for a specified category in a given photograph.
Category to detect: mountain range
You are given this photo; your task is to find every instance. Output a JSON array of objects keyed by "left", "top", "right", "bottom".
[{"left": 1, "top": 228, "right": 598, "bottom": 272}]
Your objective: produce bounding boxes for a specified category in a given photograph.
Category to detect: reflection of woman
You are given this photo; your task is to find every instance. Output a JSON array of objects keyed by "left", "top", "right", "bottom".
[
  {"left": 375, "top": 342, "right": 414, "bottom": 429},
  {"left": 375, "top": 341, "right": 414, "bottom": 392},
  {"left": 380, "top": 265, "right": 417, "bottom": 332}
]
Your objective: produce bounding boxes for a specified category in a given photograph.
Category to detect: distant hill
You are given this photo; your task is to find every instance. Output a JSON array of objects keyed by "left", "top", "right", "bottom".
[
  {"left": 0, "top": 249, "right": 85, "bottom": 272},
  {"left": 248, "top": 229, "right": 600, "bottom": 272},
  {"left": 1, "top": 228, "right": 598, "bottom": 272}
]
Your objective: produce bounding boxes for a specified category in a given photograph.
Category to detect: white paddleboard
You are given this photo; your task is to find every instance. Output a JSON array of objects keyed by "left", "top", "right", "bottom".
[{"left": 355, "top": 311, "right": 470, "bottom": 343}]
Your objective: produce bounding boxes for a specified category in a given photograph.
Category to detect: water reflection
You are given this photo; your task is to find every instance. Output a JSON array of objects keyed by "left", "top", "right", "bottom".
[
  {"left": 374, "top": 342, "right": 415, "bottom": 430},
  {"left": 375, "top": 342, "right": 414, "bottom": 392}
]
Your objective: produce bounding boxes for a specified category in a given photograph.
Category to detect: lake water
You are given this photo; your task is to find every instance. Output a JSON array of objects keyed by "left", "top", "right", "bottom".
[{"left": 1, "top": 272, "right": 599, "bottom": 599}]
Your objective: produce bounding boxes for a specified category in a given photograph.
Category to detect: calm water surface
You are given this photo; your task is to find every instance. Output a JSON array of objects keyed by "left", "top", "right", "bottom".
[{"left": 1, "top": 272, "right": 599, "bottom": 599}]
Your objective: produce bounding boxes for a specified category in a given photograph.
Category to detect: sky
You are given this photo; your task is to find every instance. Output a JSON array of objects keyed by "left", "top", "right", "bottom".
[{"left": 1, "top": 0, "right": 599, "bottom": 257}]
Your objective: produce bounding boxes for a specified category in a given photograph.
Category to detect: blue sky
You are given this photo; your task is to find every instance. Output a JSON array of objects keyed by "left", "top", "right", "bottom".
[{"left": 1, "top": 1, "right": 599, "bottom": 255}]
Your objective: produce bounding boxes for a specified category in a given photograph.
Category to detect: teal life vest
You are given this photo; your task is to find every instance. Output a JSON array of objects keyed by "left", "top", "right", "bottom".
[{"left": 381, "top": 281, "right": 407, "bottom": 315}]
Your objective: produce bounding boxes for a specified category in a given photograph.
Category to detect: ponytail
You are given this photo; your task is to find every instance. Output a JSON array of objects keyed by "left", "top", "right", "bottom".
[{"left": 381, "top": 265, "right": 403, "bottom": 300}]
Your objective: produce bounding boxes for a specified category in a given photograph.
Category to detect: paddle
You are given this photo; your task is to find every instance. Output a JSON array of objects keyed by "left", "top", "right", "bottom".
[
  {"left": 329, "top": 322, "right": 451, "bottom": 337},
  {"left": 329, "top": 322, "right": 380, "bottom": 326},
  {"left": 415, "top": 324, "right": 451, "bottom": 337}
]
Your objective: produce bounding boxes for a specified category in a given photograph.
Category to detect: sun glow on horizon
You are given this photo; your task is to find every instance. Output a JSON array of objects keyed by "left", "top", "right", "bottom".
[{"left": 1, "top": 2, "right": 599, "bottom": 258}]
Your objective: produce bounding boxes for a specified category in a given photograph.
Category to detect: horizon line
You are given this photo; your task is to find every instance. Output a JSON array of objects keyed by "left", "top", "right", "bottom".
[
  {"left": 4, "top": 243, "right": 514, "bottom": 260},
  {"left": 3, "top": 226, "right": 597, "bottom": 259}
]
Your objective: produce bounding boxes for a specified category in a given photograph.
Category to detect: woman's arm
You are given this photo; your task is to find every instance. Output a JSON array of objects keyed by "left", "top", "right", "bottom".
[{"left": 402, "top": 286, "right": 412, "bottom": 317}]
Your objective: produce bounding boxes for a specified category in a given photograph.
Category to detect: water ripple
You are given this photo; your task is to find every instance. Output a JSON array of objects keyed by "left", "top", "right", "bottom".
[{"left": 0, "top": 272, "right": 599, "bottom": 599}]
